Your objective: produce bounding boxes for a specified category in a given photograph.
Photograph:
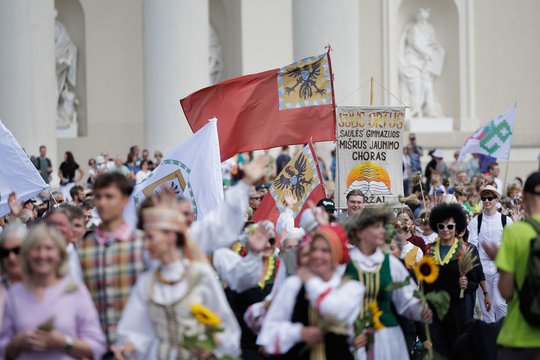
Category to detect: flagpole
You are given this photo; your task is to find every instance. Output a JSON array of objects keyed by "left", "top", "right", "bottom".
[
  {"left": 46, "top": 187, "right": 59, "bottom": 206},
  {"left": 502, "top": 103, "right": 518, "bottom": 191},
  {"left": 370, "top": 76, "right": 374, "bottom": 106}
]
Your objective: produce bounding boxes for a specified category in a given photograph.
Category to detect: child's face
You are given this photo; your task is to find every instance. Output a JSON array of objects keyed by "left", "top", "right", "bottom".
[
  {"left": 397, "top": 213, "right": 413, "bottom": 227},
  {"left": 389, "top": 240, "right": 401, "bottom": 258},
  {"left": 420, "top": 221, "right": 432, "bottom": 234}
]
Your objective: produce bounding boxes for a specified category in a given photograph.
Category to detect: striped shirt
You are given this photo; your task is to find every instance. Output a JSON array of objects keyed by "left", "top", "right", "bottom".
[{"left": 79, "top": 223, "right": 146, "bottom": 346}]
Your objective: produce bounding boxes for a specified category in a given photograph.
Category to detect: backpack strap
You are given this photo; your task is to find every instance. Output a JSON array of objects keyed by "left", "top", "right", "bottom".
[
  {"left": 514, "top": 218, "right": 540, "bottom": 294},
  {"left": 502, "top": 214, "right": 507, "bottom": 227},
  {"left": 477, "top": 213, "right": 483, "bottom": 235},
  {"left": 525, "top": 218, "right": 540, "bottom": 235}
]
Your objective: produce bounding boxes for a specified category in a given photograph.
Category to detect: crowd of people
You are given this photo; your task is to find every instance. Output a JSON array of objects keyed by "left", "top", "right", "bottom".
[{"left": 0, "top": 140, "right": 538, "bottom": 360}]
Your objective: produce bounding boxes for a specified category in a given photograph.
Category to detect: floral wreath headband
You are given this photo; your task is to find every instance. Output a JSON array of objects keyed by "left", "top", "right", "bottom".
[
  {"left": 417, "top": 216, "right": 430, "bottom": 224},
  {"left": 393, "top": 220, "right": 413, "bottom": 233}
]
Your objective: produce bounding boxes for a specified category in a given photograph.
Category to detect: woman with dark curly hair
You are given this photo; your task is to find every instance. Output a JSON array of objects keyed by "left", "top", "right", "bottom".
[{"left": 425, "top": 203, "right": 478, "bottom": 358}]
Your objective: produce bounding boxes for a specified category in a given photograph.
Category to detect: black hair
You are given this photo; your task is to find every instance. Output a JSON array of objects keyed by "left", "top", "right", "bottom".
[
  {"left": 70, "top": 185, "right": 84, "bottom": 199},
  {"left": 429, "top": 203, "right": 467, "bottom": 235},
  {"left": 65, "top": 151, "right": 76, "bottom": 166},
  {"left": 176, "top": 233, "right": 185, "bottom": 248},
  {"left": 93, "top": 172, "right": 133, "bottom": 197}
]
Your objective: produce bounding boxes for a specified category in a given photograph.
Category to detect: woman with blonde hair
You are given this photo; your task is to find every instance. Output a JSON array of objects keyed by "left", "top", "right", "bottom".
[
  {"left": 0, "top": 224, "right": 105, "bottom": 359},
  {"left": 112, "top": 205, "right": 241, "bottom": 359},
  {"left": 0, "top": 224, "right": 27, "bottom": 322}
]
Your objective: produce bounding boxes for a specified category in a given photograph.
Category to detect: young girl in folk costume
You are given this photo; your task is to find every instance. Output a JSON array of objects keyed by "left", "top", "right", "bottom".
[
  {"left": 393, "top": 212, "right": 424, "bottom": 269},
  {"left": 258, "top": 224, "right": 364, "bottom": 360},
  {"left": 424, "top": 203, "right": 478, "bottom": 358},
  {"left": 226, "top": 221, "right": 281, "bottom": 360},
  {"left": 112, "top": 206, "right": 241, "bottom": 360},
  {"left": 416, "top": 210, "right": 437, "bottom": 246},
  {"left": 344, "top": 207, "right": 432, "bottom": 360},
  {"left": 395, "top": 208, "right": 427, "bottom": 253}
]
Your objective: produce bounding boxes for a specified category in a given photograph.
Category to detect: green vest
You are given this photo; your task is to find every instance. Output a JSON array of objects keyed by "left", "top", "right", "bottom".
[{"left": 345, "top": 253, "right": 398, "bottom": 327}]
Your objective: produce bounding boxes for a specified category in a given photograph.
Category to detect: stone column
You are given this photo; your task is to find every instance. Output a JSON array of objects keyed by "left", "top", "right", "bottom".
[
  {"left": 292, "top": 0, "right": 361, "bottom": 167},
  {"left": 0, "top": 0, "right": 58, "bottom": 163},
  {"left": 143, "top": 0, "right": 209, "bottom": 155}
]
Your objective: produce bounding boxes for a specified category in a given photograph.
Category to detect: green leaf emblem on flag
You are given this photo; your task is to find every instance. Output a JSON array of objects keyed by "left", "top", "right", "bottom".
[{"left": 479, "top": 119, "right": 512, "bottom": 155}]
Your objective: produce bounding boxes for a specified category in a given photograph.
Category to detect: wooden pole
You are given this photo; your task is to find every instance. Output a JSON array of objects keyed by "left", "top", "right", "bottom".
[{"left": 370, "top": 76, "right": 374, "bottom": 106}]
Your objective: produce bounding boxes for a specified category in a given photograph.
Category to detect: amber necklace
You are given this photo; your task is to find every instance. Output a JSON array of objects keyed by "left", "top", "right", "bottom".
[{"left": 155, "top": 263, "right": 188, "bottom": 286}]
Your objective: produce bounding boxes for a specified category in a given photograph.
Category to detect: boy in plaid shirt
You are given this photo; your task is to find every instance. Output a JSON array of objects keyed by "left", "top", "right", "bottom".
[{"left": 79, "top": 173, "right": 146, "bottom": 356}]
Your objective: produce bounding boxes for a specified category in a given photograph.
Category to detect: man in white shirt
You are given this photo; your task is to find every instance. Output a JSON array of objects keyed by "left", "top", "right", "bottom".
[{"left": 467, "top": 185, "right": 512, "bottom": 322}]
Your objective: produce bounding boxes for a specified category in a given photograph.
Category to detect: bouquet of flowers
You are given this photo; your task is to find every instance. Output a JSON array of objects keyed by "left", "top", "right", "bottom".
[
  {"left": 182, "top": 304, "right": 240, "bottom": 360},
  {"left": 353, "top": 301, "right": 384, "bottom": 356}
]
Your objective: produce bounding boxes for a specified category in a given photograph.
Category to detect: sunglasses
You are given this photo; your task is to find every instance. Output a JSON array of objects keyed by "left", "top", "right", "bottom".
[
  {"left": 269, "top": 238, "right": 276, "bottom": 246},
  {"left": 0, "top": 246, "right": 20, "bottom": 259},
  {"left": 481, "top": 196, "right": 495, "bottom": 202},
  {"left": 437, "top": 223, "right": 456, "bottom": 231}
]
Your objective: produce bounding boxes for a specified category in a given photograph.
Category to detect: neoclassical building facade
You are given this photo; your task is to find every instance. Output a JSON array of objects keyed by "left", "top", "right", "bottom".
[{"left": 0, "top": 0, "right": 538, "bottom": 180}]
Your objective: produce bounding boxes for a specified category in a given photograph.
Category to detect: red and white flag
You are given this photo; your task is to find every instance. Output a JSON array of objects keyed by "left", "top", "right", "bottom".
[
  {"left": 252, "top": 143, "right": 326, "bottom": 226},
  {"left": 181, "top": 51, "right": 336, "bottom": 161}
]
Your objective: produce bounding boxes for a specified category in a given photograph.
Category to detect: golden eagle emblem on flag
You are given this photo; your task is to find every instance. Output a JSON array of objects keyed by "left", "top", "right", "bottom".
[
  {"left": 270, "top": 146, "right": 320, "bottom": 215},
  {"left": 277, "top": 54, "right": 332, "bottom": 110}
]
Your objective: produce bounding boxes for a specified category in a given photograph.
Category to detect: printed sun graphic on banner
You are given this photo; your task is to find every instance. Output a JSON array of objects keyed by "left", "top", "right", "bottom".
[
  {"left": 134, "top": 159, "right": 198, "bottom": 218},
  {"left": 346, "top": 162, "right": 392, "bottom": 197},
  {"left": 277, "top": 54, "right": 332, "bottom": 110},
  {"left": 271, "top": 148, "right": 319, "bottom": 216}
]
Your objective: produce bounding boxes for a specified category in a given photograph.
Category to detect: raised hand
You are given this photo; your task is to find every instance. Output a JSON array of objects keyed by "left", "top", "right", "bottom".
[
  {"left": 307, "top": 200, "right": 329, "bottom": 226},
  {"left": 8, "top": 192, "right": 23, "bottom": 217},
  {"left": 283, "top": 189, "right": 297, "bottom": 209}
]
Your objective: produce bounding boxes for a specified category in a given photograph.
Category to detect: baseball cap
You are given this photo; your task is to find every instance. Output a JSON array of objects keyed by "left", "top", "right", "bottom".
[
  {"left": 317, "top": 198, "right": 336, "bottom": 213},
  {"left": 524, "top": 171, "right": 540, "bottom": 195},
  {"left": 480, "top": 185, "right": 501, "bottom": 199}
]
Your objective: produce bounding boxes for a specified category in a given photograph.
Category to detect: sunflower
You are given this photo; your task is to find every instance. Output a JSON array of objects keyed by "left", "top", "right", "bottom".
[
  {"left": 414, "top": 256, "right": 440, "bottom": 284},
  {"left": 190, "top": 304, "right": 221, "bottom": 327},
  {"left": 368, "top": 301, "right": 384, "bottom": 331}
]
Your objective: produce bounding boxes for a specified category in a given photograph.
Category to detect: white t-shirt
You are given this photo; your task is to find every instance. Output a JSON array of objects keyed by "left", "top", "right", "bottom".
[{"left": 467, "top": 211, "right": 513, "bottom": 263}]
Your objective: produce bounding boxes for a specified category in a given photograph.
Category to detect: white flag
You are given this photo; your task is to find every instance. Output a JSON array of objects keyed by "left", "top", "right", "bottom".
[
  {"left": 125, "top": 119, "right": 223, "bottom": 227},
  {"left": 0, "top": 120, "right": 48, "bottom": 217},
  {"left": 458, "top": 107, "right": 516, "bottom": 161}
]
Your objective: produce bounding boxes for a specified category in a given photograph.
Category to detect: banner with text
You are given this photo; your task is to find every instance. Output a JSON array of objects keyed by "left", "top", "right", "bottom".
[{"left": 336, "top": 106, "right": 405, "bottom": 208}]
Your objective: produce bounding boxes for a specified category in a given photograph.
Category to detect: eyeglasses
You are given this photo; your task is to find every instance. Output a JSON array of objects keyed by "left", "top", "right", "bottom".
[
  {"left": 481, "top": 196, "right": 495, "bottom": 202},
  {"left": 0, "top": 246, "right": 20, "bottom": 259},
  {"left": 437, "top": 223, "right": 456, "bottom": 231}
]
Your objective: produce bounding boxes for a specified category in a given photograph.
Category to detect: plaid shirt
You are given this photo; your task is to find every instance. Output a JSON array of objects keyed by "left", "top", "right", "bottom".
[{"left": 79, "top": 223, "right": 146, "bottom": 346}]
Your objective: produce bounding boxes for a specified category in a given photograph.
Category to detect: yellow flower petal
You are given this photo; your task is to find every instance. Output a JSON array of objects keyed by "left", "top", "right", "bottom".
[
  {"left": 414, "top": 256, "right": 440, "bottom": 284},
  {"left": 190, "top": 304, "right": 221, "bottom": 327}
]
